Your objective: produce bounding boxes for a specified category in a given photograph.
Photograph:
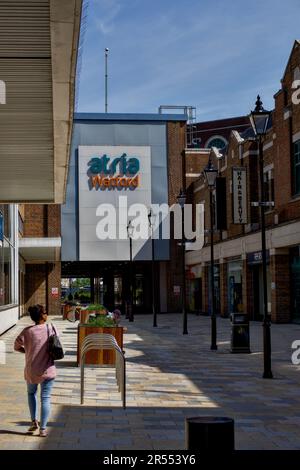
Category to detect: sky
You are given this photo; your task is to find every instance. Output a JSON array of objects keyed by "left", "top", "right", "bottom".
[{"left": 76, "top": 0, "right": 300, "bottom": 122}]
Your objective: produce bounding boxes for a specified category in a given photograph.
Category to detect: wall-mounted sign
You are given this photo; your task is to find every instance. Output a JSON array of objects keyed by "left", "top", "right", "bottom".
[
  {"left": 232, "top": 167, "right": 247, "bottom": 224},
  {"left": 173, "top": 285, "right": 181, "bottom": 295},
  {"left": 78, "top": 146, "right": 152, "bottom": 261},
  {"left": 51, "top": 287, "right": 59, "bottom": 298},
  {"left": 247, "top": 250, "right": 270, "bottom": 265},
  {"left": 88, "top": 153, "right": 140, "bottom": 190}
]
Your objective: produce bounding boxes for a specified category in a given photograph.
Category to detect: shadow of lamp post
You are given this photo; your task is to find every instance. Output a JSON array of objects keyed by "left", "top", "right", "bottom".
[
  {"left": 148, "top": 208, "right": 158, "bottom": 327},
  {"left": 127, "top": 220, "right": 134, "bottom": 322}
]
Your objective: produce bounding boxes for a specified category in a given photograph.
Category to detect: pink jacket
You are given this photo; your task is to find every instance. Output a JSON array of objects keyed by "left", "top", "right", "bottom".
[{"left": 14, "top": 323, "right": 57, "bottom": 384}]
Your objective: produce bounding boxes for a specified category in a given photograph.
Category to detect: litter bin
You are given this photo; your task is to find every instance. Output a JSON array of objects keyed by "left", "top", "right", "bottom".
[
  {"left": 185, "top": 416, "right": 234, "bottom": 451},
  {"left": 230, "top": 313, "right": 250, "bottom": 353}
]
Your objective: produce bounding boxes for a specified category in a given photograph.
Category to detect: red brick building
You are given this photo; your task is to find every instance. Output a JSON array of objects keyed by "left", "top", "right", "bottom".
[
  {"left": 15, "top": 40, "right": 300, "bottom": 324},
  {"left": 19, "top": 204, "right": 61, "bottom": 317},
  {"left": 187, "top": 116, "right": 250, "bottom": 150},
  {"left": 186, "top": 40, "right": 300, "bottom": 323}
]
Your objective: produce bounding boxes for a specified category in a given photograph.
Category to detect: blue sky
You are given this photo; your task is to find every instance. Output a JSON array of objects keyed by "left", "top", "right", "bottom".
[{"left": 76, "top": 0, "right": 300, "bottom": 121}]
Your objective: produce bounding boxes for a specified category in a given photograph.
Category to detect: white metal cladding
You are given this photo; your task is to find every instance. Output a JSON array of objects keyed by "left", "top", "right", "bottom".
[
  {"left": 0, "top": 0, "right": 54, "bottom": 202},
  {"left": 0, "top": 0, "right": 51, "bottom": 57}
]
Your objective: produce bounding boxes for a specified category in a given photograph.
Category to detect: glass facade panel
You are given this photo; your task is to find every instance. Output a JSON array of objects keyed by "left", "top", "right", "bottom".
[
  {"left": 0, "top": 205, "right": 17, "bottom": 308},
  {"left": 291, "top": 246, "right": 300, "bottom": 323},
  {"left": 228, "top": 260, "right": 243, "bottom": 313},
  {"left": 208, "top": 264, "right": 220, "bottom": 314}
]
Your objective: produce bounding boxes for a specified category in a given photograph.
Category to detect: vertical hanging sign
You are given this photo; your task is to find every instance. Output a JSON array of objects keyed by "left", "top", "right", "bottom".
[{"left": 232, "top": 167, "right": 247, "bottom": 224}]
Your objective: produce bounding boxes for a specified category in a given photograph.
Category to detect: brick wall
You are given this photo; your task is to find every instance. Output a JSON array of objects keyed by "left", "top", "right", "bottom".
[
  {"left": 270, "top": 253, "right": 291, "bottom": 323},
  {"left": 166, "top": 121, "right": 187, "bottom": 312},
  {"left": 25, "top": 262, "right": 61, "bottom": 316},
  {"left": 24, "top": 204, "right": 61, "bottom": 237}
]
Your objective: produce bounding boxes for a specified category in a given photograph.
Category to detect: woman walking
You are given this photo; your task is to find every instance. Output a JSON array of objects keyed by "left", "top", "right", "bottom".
[{"left": 14, "top": 304, "right": 57, "bottom": 437}]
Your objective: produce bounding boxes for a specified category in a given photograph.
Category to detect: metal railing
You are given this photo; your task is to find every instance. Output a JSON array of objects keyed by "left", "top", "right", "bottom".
[{"left": 80, "top": 333, "right": 126, "bottom": 408}]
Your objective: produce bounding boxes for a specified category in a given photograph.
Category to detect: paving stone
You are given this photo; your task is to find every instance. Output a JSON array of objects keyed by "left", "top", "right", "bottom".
[{"left": 1, "top": 314, "right": 300, "bottom": 450}]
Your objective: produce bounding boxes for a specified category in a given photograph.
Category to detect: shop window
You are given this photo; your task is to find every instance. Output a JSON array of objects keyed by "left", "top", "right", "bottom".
[
  {"left": 208, "top": 265, "right": 220, "bottom": 313},
  {"left": 291, "top": 246, "right": 300, "bottom": 322},
  {"left": 228, "top": 261, "right": 243, "bottom": 314},
  {"left": 3, "top": 239, "right": 12, "bottom": 305},
  {"left": 114, "top": 276, "right": 122, "bottom": 306},
  {"left": 293, "top": 140, "right": 300, "bottom": 195},
  {"left": 0, "top": 205, "right": 17, "bottom": 307},
  {"left": 134, "top": 274, "right": 144, "bottom": 307}
]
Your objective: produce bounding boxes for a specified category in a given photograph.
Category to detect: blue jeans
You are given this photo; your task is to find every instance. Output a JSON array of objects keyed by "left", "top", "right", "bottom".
[{"left": 27, "top": 379, "right": 54, "bottom": 429}]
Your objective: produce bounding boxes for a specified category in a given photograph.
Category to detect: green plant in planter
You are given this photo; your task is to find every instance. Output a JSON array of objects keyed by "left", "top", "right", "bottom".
[
  {"left": 88, "top": 315, "right": 116, "bottom": 327},
  {"left": 85, "top": 304, "right": 107, "bottom": 313}
]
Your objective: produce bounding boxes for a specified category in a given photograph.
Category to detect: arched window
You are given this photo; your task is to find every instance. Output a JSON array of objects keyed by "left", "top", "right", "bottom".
[{"left": 205, "top": 135, "right": 227, "bottom": 150}]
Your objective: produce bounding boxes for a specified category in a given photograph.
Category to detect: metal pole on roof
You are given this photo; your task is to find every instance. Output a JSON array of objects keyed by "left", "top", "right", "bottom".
[{"left": 105, "top": 48, "right": 109, "bottom": 113}]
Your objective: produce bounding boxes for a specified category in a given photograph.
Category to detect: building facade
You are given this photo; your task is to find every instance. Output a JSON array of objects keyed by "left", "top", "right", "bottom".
[
  {"left": 187, "top": 116, "right": 250, "bottom": 150},
  {"left": 0, "top": 0, "right": 82, "bottom": 334},
  {"left": 186, "top": 40, "right": 300, "bottom": 323},
  {"left": 61, "top": 113, "right": 187, "bottom": 314}
]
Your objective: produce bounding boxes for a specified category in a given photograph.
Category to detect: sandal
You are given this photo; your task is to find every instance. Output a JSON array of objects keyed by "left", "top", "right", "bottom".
[
  {"left": 39, "top": 429, "right": 48, "bottom": 437},
  {"left": 27, "top": 420, "right": 39, "bottom": 433}
]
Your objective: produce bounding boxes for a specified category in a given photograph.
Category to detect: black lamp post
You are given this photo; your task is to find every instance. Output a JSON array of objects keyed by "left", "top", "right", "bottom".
[
  {"left": 204, "top": 156, "right": 218, "bottom": 350},
  {"left": 249, "top": 95, "right": 273, "bottom": 379},
  {"left": 177, "top": 188, "right": 188, "bottom": 334},
  {"left": 148, "top": 209, "right": 158, "bottom": 327},
  {"left": 127, "top": 220, "right": 134, "bottom": 322}
]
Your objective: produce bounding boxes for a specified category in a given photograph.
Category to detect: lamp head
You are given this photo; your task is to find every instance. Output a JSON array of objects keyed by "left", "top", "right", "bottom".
[
  {"left": 177, "top": 188, "right": 186, "bottom": 208},
  {"left": 204, "top": 156, "right": 218, "bottom": 188},
  {"left": 249, "top": 95, "right": 271, "bottom": 137},
  {"left": 127, "top": 220, "right": 134, "bottom": 237}
]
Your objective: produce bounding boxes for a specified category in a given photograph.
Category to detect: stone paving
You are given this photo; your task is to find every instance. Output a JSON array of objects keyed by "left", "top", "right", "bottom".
[{"left": 1, "top": 313, "right": 300, "bottom": 450}]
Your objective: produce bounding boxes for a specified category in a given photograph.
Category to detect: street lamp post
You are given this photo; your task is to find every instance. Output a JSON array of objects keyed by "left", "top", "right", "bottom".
[
  {"left": 177, "top": 189, "right": 188, "bottom": 335},
  {"left": 249, "top": 95, "right": 273, "bottom": 379},
  {"left": 204, "top": 156, "right": 218, "bottom": 350},
  {"left": 127, "top": 220, "right": 134, "bottom": 322},
  {"left": 148, "top": 209, "right": 157, "bottom": 327},
  {"left": 104, "top": 48, "right": 109, "bottom": 113}
]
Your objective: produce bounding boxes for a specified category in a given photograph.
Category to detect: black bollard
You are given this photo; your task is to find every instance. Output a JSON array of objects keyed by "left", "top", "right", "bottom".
[{"left": 185, "top": 416, "right": 234, "bottom": 451}]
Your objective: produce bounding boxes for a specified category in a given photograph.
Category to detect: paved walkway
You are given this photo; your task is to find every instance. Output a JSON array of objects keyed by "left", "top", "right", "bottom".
[{"left": 0, "top": 313, "right": 300, "bottom": 450}]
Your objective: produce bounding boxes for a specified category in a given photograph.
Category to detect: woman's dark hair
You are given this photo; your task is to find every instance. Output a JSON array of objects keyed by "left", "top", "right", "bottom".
[{"left": 28, "top": 304, "right": 45, "bottom": 324}]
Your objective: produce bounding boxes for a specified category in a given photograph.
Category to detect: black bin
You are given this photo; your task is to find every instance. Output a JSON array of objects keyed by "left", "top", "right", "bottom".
[
  {"left": 230, "top": 313, "right": 250, "bottom": 353},
  {"left": 185, "top": 416, "right": 234, "bottom": 451}
]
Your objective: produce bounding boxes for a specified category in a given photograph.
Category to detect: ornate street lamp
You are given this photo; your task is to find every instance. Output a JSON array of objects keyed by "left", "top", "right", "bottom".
[
  {"left": 148, "top": 208, "right": 158, "bottom": 327},
  {"left": 249, "top": 95, "right": 273, "bottom": 379},
  {"left": 204, "top": 156, "right": 218, "bottom": 350},
  {"left": 177, "top": 188, "right": 188, "bottom": 334},
  {"left": 127, "top": 220, "right": 134, "bottom": 322}
]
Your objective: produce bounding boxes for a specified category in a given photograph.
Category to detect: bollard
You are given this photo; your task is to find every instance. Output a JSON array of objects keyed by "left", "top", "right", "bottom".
[{"left": 185, "top": 416, "right": 234, "bottom": 451}]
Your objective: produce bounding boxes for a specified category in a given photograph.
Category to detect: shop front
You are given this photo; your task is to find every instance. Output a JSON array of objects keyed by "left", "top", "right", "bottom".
[
  {"left": 208, "top": 264, "right": 221, "bottom": 314},
  {"left": 291, "top": 246, "right": 300, "bottom": 323},
  {"left": 247, "top": 250, "right": 271, "bottom": 321},
  {"left": 61, "top": 112, "right": 187, "bottom": 314},
  {"left": 227, "top": 259, "right": 243, "bottom": 314},
  {"left": 187, "top": 265, "right": 202, "bottom": 313}
]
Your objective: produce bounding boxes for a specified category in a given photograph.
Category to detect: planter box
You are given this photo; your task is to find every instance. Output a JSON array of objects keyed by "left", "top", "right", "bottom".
[{"left": 77, "top": 324, "right": 124, "bottom": 366}]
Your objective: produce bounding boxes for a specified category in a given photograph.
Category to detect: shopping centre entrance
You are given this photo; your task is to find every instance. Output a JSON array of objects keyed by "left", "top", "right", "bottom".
[{"left": 61, "top": 261, "right": 159, "bottom": 314}]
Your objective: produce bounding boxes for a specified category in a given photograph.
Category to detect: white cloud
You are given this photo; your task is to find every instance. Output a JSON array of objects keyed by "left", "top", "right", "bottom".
[{"left": 92, "top": 0, "right": 121, "bottom": 35}]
